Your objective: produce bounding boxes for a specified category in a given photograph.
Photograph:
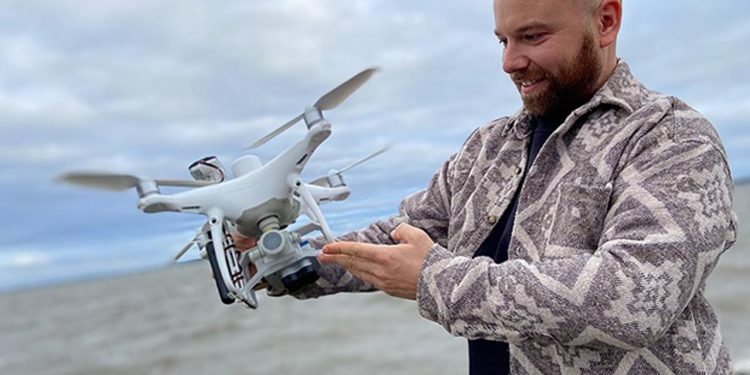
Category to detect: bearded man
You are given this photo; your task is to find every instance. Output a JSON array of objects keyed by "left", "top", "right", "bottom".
[{"left": 238, "top": 0, "right": 738, "bottom": 373}]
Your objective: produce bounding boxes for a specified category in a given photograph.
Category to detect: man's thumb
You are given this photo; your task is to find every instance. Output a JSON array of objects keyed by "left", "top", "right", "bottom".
[{"left": 390, "top": 223, "right": 415, "bottom": 243}]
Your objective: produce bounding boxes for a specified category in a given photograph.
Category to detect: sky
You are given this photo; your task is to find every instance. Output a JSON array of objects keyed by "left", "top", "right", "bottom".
[{"left": 1, "top": 0, "right": 748, "bottom": 292}]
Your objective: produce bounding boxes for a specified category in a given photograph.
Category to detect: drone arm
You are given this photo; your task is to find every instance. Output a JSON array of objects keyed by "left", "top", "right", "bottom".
[{"left": 304, "top": 183, "right": 351, "bottom": 204}]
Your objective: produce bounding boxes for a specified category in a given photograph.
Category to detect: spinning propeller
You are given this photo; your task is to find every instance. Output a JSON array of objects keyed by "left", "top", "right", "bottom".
[
  {"left": 173, "top": 223, "right": 210, "bottom": 262},
  {"left": 59, "top": 172, "right": 212, "bottom": 191},
  {"left": 248, "top": 68, "right": 379, "bottom": 149},
  {"left": 310, "top": 146, "right": 390, "bottom": 188}
]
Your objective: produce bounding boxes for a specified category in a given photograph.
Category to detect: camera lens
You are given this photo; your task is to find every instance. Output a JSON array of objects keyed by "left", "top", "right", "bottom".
[
  {"left": 281, "top": 265, "right": 319, "bottom": 292},
  {"left": 260, "top": 231, "right": 286, "bottom": 256},
  {"left": 263, "top": 232, "right": 283, "bottom": 250}
]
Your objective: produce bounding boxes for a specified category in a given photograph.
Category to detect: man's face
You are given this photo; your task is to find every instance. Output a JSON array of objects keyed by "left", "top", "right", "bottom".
[{"left": 494, "top": 0, "right": 603, "bottom": 119}]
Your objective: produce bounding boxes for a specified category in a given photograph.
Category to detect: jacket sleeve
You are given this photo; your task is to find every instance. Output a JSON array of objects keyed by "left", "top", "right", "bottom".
[
  {"left": 415, "top": 114, "right": 737, "bottom": 349},
  {"left": 289, "top": 129, "right": 477, "bottom": 299}
]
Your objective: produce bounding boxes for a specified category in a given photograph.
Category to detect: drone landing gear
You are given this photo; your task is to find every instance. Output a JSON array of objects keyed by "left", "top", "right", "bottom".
[
  {"left": 200, "top": 215, "right": 259, "bottom": 309},
  {"left": 205, "top": 240, "right": 235, "bottom": 305}
]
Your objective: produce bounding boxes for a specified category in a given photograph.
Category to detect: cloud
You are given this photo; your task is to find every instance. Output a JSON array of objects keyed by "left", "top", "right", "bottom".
[
  {"left": 0, "top": 251, "right": 52, "bottom": 268},
  {"left": 0, "top": 0, "right": 748, "bottom": 290},
  {"left": 0, "top": 143, "right": 87, "bottom": 165}
]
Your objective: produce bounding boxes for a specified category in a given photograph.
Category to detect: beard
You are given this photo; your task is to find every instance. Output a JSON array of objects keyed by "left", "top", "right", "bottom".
[{"left": 513, "top": 32, "right": 602, "bottom": 120}]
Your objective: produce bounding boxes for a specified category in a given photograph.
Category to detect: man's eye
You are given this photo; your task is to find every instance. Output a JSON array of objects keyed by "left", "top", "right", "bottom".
[
  {"left": 498, "top": 38, "right": 508, "bottom": 47},
  {"left": 524, "top": 33, "right": 544, "bottom": 42}
]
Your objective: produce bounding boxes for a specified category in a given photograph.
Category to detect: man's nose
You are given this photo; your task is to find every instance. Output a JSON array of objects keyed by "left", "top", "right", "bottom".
[{"left": 502, "top": 43, "right": 530, "bottom": 74}]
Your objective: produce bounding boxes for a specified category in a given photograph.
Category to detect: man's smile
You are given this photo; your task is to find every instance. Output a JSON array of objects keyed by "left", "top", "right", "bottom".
[{"left": 519, "top": 78, "right": 546, "bottom": 95}]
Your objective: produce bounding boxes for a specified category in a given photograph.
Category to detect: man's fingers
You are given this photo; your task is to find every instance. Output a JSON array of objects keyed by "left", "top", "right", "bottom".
[
  {"left": 319, "top": 253, "right": 368, "bottom": 270},
  {"left": 232, "top": 234, "right": 257, "bottom": 251},
  {"left": 318, "top": 253, "right": 380, "bottom": 284},
  {"left": 322, "top": 241, "right": 384, "bottom": 261}
]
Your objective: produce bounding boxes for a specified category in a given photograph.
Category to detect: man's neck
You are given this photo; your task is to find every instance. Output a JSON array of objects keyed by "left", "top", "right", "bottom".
[{"left": 591, "top": 57, "right": 619, "bottom": 94}]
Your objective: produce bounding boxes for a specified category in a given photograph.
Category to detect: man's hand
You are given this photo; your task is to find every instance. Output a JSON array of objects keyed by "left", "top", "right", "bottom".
[
  {"left": 318, "top": 223, "right": 434, "bottom": 300},
  {"left": 232, "top": 233, "right": 257, "bottom": 252}
]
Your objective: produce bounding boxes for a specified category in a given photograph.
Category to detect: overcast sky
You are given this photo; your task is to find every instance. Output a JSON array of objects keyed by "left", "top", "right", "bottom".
[{"left": 1, "top": 0, "right": 748, "bottom": 291}]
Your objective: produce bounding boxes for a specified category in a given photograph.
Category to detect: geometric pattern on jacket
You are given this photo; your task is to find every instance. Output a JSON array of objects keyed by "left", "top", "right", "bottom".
[{"left": 292, "top": 61, "right": 738, "bottom": 374}]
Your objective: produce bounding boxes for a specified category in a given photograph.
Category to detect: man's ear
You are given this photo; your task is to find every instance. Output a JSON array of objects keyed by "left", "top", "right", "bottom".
[{"left": 596, "top": 0, "right": 622, "bottom": 48}]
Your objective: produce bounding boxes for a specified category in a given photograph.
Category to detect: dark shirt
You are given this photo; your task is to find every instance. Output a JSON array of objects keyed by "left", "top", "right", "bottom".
[{"left": 468, "top": 117, "right": 557, "bottom": 375}]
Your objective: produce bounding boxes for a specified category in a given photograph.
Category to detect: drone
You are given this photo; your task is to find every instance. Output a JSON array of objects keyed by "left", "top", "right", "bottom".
[{"left": 59, "top": 68, "right": 386, "bottom": 309}]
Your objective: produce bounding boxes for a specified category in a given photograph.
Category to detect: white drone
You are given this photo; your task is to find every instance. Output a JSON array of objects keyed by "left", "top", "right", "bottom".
[{"left": 59, "top": 68, "right": 385, "bottom": 309}]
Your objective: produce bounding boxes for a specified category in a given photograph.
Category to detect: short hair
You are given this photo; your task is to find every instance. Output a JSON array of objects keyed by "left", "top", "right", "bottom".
[
  {"left": 579, "top": 0, "right": 622, "bottom": 13},
  {"left": 578, "top": 0, "right": 600, "bottom": 14}
]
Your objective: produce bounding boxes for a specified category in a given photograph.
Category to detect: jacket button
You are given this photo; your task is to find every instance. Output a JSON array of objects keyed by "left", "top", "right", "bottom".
[
  {"left": 487, "top": 215, "right": 498, "bottom": 224},
  {"left": 515, "top": 166, "right": 523, "bottom": 175}
]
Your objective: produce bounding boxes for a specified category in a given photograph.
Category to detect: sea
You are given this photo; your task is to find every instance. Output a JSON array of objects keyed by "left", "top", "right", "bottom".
[{"left": 0, "top": 183, "right": 747, "bottom": 375}]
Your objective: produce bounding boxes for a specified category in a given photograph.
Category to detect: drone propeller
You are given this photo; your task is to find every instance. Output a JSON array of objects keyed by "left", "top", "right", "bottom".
[
  {"left": 247, "top": 114, "right": 304, "bottom": 150},
  {"left": 173, "top": 237, "right": 198, "bottom": 263},
  {"left": 339, "top": 146, "right": 389, "bottom": 174},
  {"left": 59, "top": 172, "right": 213, "bottom": 191},
  {"left": 314, "top": 67, "right": 379, "bottom": 111},
  {"left": 309, "top": 146, "right": 390, "bottom": 187},
  {"left": 58, "top": 173, "right": 140, "bottom": 191},
  {"left": 248, "top": 67, "right": 380, "bottom": 149},
  {"left": 173, "top": 223, "right": 210, "bottom": 262}
]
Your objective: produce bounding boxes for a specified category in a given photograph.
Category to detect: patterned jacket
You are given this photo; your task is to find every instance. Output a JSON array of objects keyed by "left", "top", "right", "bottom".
[{"left": 295, "top": 61, "right": 738, "bottom": 374}]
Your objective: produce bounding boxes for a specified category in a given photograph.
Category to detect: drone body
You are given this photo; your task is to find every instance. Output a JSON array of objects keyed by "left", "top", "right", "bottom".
[
  {"left": 137, "top": 118, "right": 335, "bottom": 238},
  {"left": 59, "top": 68, "right": 384, "bottom": 309}
]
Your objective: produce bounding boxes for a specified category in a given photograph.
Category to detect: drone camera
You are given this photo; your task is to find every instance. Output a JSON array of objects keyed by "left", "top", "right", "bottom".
[
  {"left": 281, "top": 262, "right": 319, "bottom": 292},
  {"left": 259, "top": 230, "right": 286, "bottom": 256},
  {"left": 189, "top": 156, "right": 226, "bottom": 182}
]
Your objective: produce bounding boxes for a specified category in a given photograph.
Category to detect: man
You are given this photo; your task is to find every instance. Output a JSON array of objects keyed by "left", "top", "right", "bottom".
[{"left": 239, "top": 0, "right": 738, "bottom": 373}]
